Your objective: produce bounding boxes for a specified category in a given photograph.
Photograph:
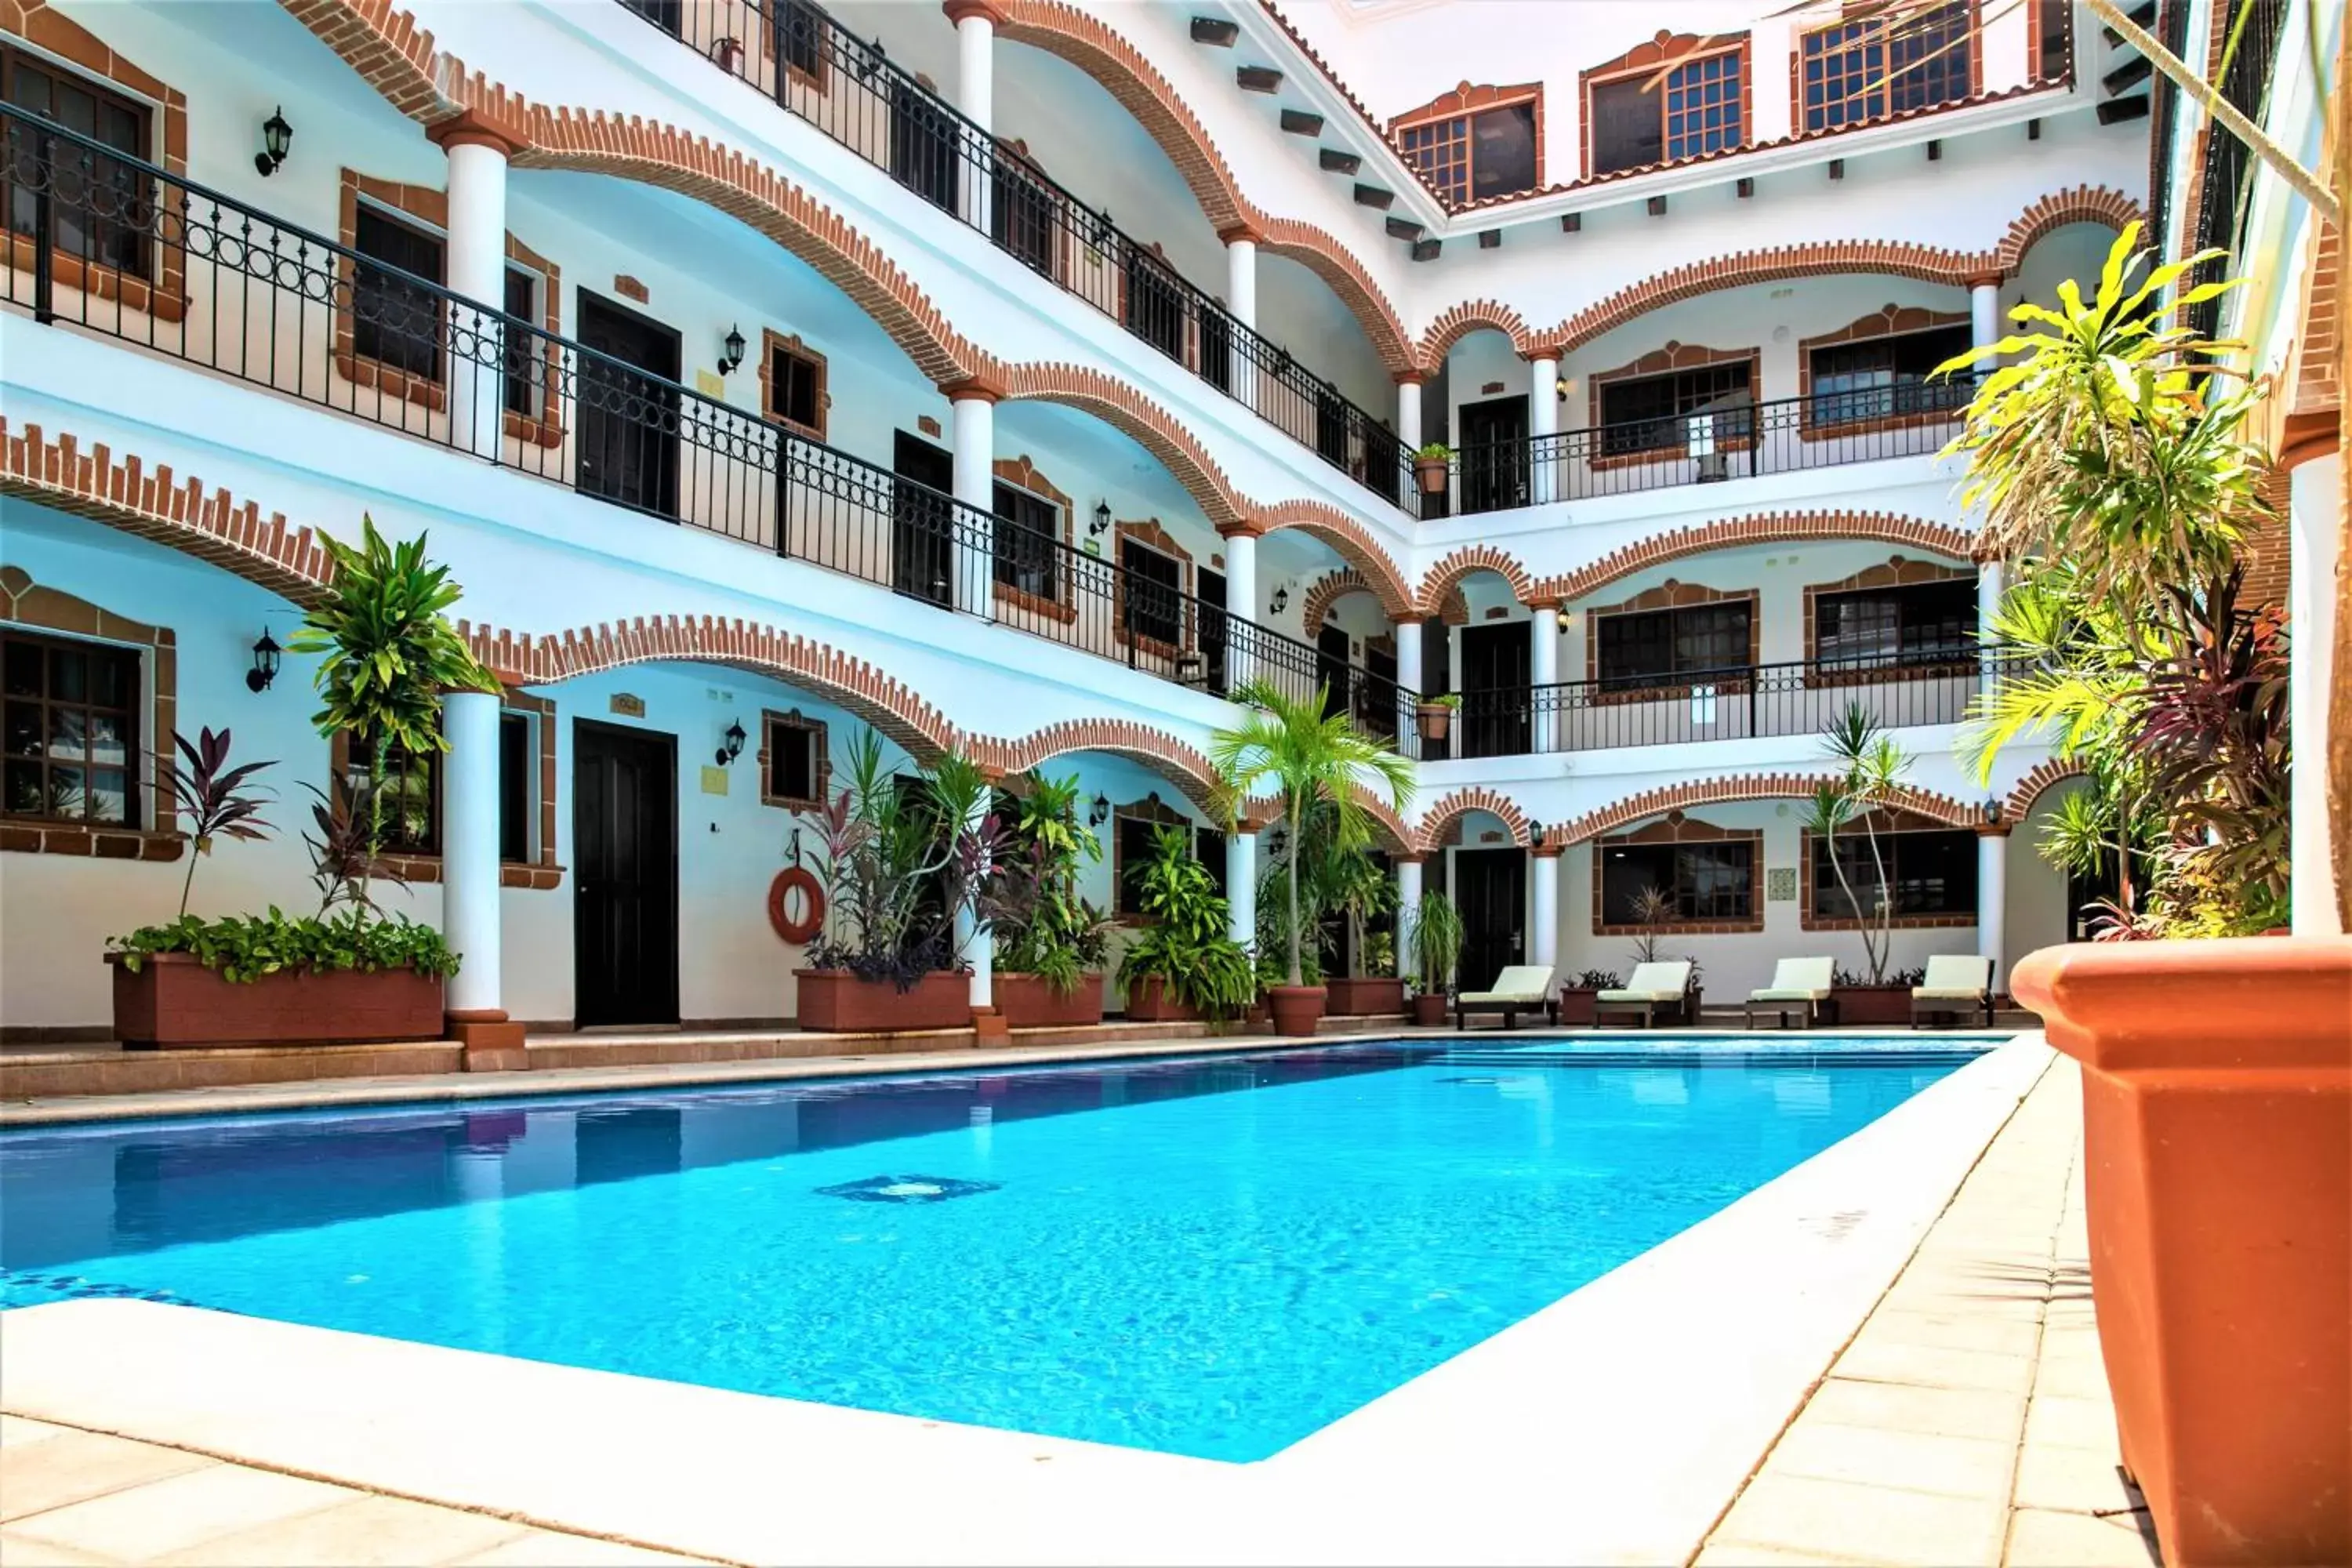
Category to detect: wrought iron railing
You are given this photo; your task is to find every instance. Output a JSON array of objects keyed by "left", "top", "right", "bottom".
[
  {"left": 609, "top": 0, "right": 1415, "bottom": 511},
  {"left": 0, "top": 102, "right": 1394, "bottom": 731},
  {"left": 1446, "top": 652, "right": 2000, "bottom": 759}
]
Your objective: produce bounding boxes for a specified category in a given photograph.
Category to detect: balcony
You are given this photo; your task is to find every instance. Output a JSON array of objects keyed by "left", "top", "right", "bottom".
[{"left": 0, "top": 103, "right": 1409, "bottom": 737}]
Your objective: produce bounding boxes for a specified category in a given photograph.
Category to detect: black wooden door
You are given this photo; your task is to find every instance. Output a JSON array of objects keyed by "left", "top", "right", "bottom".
[
  {"left": 1196, "top": 567, "right": 1228, "bottom": 695},
  {"left": 1460, "top": 621, "right": 1530, "bottom": 758},
  {"left": 1418, "top": 617, "right": 1453, "bottom": 760},
  {"left": 890, "top": 82, "right": 959, "bottom": 210},
  {"left": 1454, "top": 848, "right": 1526, "bottom": 993},
  {"left": 1459, "top": 394, "right": 1530, "bottom": 514},
  {"left": 891, "top": 431, "right": 956, "bottom": 608},
  {"left": 1316, "top": 623, "right": 1351, "bottom": 718},
  {"left": 573, "top": 720, "right": 677, "bottom": 1028},
  {"left": 576, "top": 292, "right": 681, "bottom": 519}
]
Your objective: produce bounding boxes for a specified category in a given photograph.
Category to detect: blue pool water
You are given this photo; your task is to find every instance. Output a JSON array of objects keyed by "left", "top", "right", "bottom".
[{"left": 0, "top": 1039, "right": 1978, "bottom": 1460}]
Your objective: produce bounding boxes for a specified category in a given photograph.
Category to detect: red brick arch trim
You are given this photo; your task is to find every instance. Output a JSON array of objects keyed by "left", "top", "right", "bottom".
[
  {"left": 1548, "top": 773, "right": 1976, "bottom": 848},
  {"left": 1992, "top": 187, "right": 2147, "bottom": 272},
  {"left": 982, "top": 718, "right": 1223, "bottom": 815},
  {"left": 1417, "top": 545, "right": 1537, "bottom": 619},
  {"left": 1417, "top": 786, "right": 1530, "bottom": 853},
  {"left": 1347, "top": 783, "right": 1416, "bottom": 855},
  {"left": 1419, "top": 299, "right": 1538, "bottom": 366},
  {"left": 2002, "top": 758, "right": 2086, "bottom": 822},
  {"left": 1530, "top": 511, "right": 1980, "bottom": 606},
  {"left": 1255, "top": 501, "right": 1416, "bottom": 615},
  {"left": 999, "top": 363, "right": 1246, "bottom": 527},
  {"left": 1301, "top": 569, "right": 1378, "bottom": 632},
  {"left": 0, "top": 422, "right": 336, "bottom": 604}
]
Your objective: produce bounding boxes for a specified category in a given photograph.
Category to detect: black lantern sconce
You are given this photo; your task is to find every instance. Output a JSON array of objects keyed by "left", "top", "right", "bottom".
[
  {"left": 1984, "top": 799, "right": 2002, "bottom": 826},
  {"left": 1555, "top": 604, "right": 1573, "bottom": 633},
  {"left": 1526, "top": 819, "right": 1544, "bottom": 842},
  {"left": 254, "top": 107, "right": 292, "bottom": 178},
  {"left": 1087, "top": 792, "right": 1111, "bottom": 828},
  {"left": 715, "top": 719, "right": 747, "bottom": 768},
  {"left": 1269, "top": 585, "right": 1289, "bottom": 616},
  {"left": 717, "top": 325, "right": 747, "bottom": 377},
  {"left": 245, "top": 630, "right": 282, "bottom": 693},
  {"left": 1090, "top": 499, "right": 1112, "bottom": 539}
]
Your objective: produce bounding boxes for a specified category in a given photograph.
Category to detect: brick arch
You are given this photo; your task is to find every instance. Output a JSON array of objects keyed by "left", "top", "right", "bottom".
[
  {"left": 982, "top": 718, "right": 1223, "bottom": 815},
  {"left": 1418, "top": 545, "right": 1537, "bottom": 618},
  {"left": 2002, "top": 759, "right": 2088, "bottom": 823},
  {"left": 1531, "top": 511, "right": 1980, "bottom": 604},
  {"left": 1549, "top": 773, "right": 1976, "bottom": 848},
  {"left": 1255, "top": 501, "right": 1417, "bottom": 615},
  {"left": 461, "top": 614, "right": 961, "bottom": 762},
  {"left": 999, "top": 363, "right": 1248, "bottom": 528},
  {"left": 1346, "top": 782, "right": 1416, "bottom": 855},
  {"left": 1420, "top": 299, "right": 1536, "bottom": 365},
  {"left": 1301, "top": 569, "right": 1381, "bottom": 633},
  {"left": 1993, "top": 186, "right": 2148, "bottom": 272},
  {"left": 1417, "top": 786, "right": 1530, "bottom": 853}
]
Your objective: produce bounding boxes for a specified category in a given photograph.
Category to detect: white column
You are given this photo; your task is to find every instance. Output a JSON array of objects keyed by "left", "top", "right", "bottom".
[
  {"left": 1221, "top": 524, "right": 1258, "bottom": 689},
  {"left": 949, "top": 389, "right": 996, "bottom": 619},
  {"left": 1395, "top": 857, "right": 1423, "bottom": 980},
  {"left": 1527, "top": 600, "right": 1559, "bottom": 754},
  {"left": 1969, "top": 277, "right": 2003, "bottom": 350},
  {"left": 441, "top": 688, "right": 503, "bottom": 1020},
  {"left": 437, "top": 132, "right": 510, "bottom": 461},
  {"left": 1397, "top": 374, "right": 1423, "bottom": 452},
  {"left": 2290, "top": 453, "right": 2344, "bottom": 934},
  {"left": 1976, "top": 558, "right": 2005, "bottom": 700},
  {"left": 949, "top": 2, "right": 994, "bottom": 231},
  {"left": 1530, "top": 848, "right": 1560, "bottom": 974},
  {"left": 1526, "top": 354, "right": 1560, "bottom": 504},
  {"left": 958, "top": 793, "right": 993, "bottom": 1008},
  {"left": 1977, "top": 828, "right": 2009, "bottom": 994},
  {"left": 1396, "top": 617, "right": 1425, "bottom": 739},
  {"left": 1226, "top": 829, "right": 1258, "bottom": 950},
  {"left": 1225, "top": 232, "right": 1259, "bottom": 408}
]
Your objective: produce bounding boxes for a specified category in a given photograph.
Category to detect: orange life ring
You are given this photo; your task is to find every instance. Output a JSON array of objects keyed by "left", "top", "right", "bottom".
[{"left": 767, "top": 866, "right": 826, "bottom": 946}]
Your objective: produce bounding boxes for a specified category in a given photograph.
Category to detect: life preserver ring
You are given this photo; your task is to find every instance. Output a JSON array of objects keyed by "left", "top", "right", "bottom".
[{"left": 767, "top": 866, "right": 826, "bottom": 946}]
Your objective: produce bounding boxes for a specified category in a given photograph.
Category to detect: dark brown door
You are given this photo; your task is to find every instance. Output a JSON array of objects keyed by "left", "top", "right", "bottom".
[
  {"left": 1459, "top": 394, "right": 1530, "bottom": 514},
  {"left": 1316, "top": 623, "right": 1351, "bottom": 719},
  {"left": 1454, "top": 848, "right": 1525, "bottom": 993},
  {"left": 573, "top": 720, "right": 677, "bottom": 1028},
  {"left": 576, "top": 292, "right": 682, "bottom": 519},
  {"left": 891, "top": 430, "right": 956, "bottom": 608},
  {"left": 1460, "top": 621, "right": 1530, "bottom": 758},
  {"left": 1418, "top": 617, "right": 1453, "bottom": 760},
  {"left": 1196, "top": 566, "right": 1228, "bottom": 695}
]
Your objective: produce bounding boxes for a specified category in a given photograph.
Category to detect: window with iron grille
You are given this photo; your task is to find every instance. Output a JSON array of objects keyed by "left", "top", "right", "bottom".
[
  {"left": 1597, "top": 362, "right": 1753, "bottom": 455},
  {"left": 1665, "top": 49, "right": 1744, "bottom": 158},
  {"left": 1815, "top": 579, "right": 1976, "bottom": 668},
  {"left": 992, "top": 484, "right": 1063, "bottom": 604},
  {"left": 1601, "top": 840, "right": 1755, "bottom": 923},
  {"left": 1808, "top": 324, "right": 1973, "bottom": 426},
  {"left": 1400, "top": 100, "right": 1538, "bottom": 205},
  {"left": 1, "top": 629, "right": 139, "bottom": 827},
  {"left": 1813, "top": 828, "right": 1977, "bottom": 917},
  {"left": 1801, "top": 2, "right": 1972, "bottom": 131},
  {"left": 352, "top": 203, "right": 445, "bottom": 383},
  {"left": 1596, "top": 601, "right": 1751, "bottom": 688},
  {"left": 1120, "top": 538, "right": 1184, "bottom": 647},
  {"left": 1399, "top": 115, "right": 1471, "bottom": 205},
  {"left": 772, "top": 0, "right": 824, "bottom": 79},
  {"left": 2, "top": 45, "right": 152, "bottom": 278}
]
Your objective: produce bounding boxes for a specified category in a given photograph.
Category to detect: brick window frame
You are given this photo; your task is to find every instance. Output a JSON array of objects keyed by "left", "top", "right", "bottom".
[
  {"left": 1579, "top": 31, "right": 1753, "bottom": 180},
  {"left": 1111, "top": 790, "right": 1194, "bottom": 925},
  {"left": 758, "top": 706, "right": 830, "bottom": 811},
  {"left": 326, "top": 687, "right": 563, "bottom": 891},
  {"left": 1392, "top": 81, "right": 1545, "bottom": 209},
  {"left": 1800, "top": 807, "right": 1979, "bottom": 931},
  {"left": 1802, "top": 555, "right": 1977, "bottom": 679},
  {"left": 757, "top": 328, "right": 829, "bottom": 442},
  {"left": 1791, "top": 1, "right": 1984, "bottom": 136},
  {"left": 1583, "top": 579, "right": 1761, "bottom": 701},
  {"left": 1586, "top": 342, "right": 1762, "bottom": 470},
  {"left": 0, "top": 24, "right": 189, "bottom": 323},
  {"left": 989, "top": 454, "right": 1076, "bottom": 626},
  {"left": 1112, "top": 518, "right": 1194, "bottom": 661},
  {"left": 1591, "top": 810, "right": 1766, "bottom": 935},
  {"left": 332, "top": 169, "right": 564, "bottom": 446},
  {"left": 1797, "top": 303, "right": 1974, "bottom": 439},
  {"left": 0, "top": 565, "right": 182, "bottom": 861}
]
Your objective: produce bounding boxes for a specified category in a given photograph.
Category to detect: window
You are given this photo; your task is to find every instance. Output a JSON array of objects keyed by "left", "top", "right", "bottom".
[
  {"left": 2, "top": 629, "right": 138, "bottom": 826},
  {"left": 351, "top": 203, "right": 445, "bottom": 383},
  {"left": 772, "top": 0, "right": 825, "bottom": 80},
  {"left": 1809, "top": 324, "right": 1973, "bottom": 426},
  {"left": 1120, "top": 537, "right": 1184, "bottom": 648},
  {"left": 991, "top": 483, "right": 1063, "bottom": 605},
  {"left": 1115, "top": 808, "right": 1215, "bottom": 918},
  {"left": 343, "top": 726, "right": 441, "bottom": 854},
  {"left": 763, "top": 336, "right": 826, "bottom": 440},
  {"left": 1590, "top": 48, "right": 1745, "bottom": 176},
  {"left": 498, "top": 711, "right": 532, "bottom": 863},
  {"left": 501, "top": 265, "right": 541, "bottom": 418},
  {"left": 1815, "top": 578, "right": 1976, "bottom": 669},
  {"left": 1596, "top": 601, "right": 1752, "bottom": 689},
  {"left": 1801, "top": 2, "right": 1973, "bottom": 132},
  {"left": 1601, "top": 838, "right": 1756, "bottom": 924},
  {"left": 2033, "top": 0, "right": 2069, "bottom": 79},
  {"left": 991, "top": 153, "right": 1058, "bottom": 278},
  {"left": 3, "top": 45, "right": 152, "bottom": 277},
  {"left": 760, "top": 710, "right": 829, "bottom": 811},
  {"left": 1597, "top": 361, "right": 1753, "bottom": 456},
  {"left": 1812, "top": 827, "right": 1977, "bottom": 918},
  {"left": 1399, "top": 96, "right": 1540, "bottom": 206}
]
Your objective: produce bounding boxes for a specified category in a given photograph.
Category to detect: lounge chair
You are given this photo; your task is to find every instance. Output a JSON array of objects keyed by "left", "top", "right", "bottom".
[
  {"left": 1454, "top": 966, "right": 1559, "bottom": 1030},
  {"left": 1595, "top": 961, "right": 1695, "bottom": 1029},
  {"left": 1911, "top": 954, "right": 1995, "bottom": 1029},
  {"left": 1745, "top": 957, "right": 1838, "bottom": 1029}
]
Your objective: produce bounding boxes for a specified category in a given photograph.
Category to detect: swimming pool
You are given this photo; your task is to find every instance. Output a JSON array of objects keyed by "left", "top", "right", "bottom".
[{"left": 0, "top": 1038, "right": 1981, "bottom": 1461}]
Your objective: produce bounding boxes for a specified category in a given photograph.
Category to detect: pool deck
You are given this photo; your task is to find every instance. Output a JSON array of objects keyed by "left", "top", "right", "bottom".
[{"left": 0, "top": 1035, "right": 2145, "bottom": 1566}]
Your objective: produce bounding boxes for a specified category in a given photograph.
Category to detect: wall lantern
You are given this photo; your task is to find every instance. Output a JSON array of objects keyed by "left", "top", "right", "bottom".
[
  {"left": 1526, "top": 819, "right": 1544, "bottom": 842},
  {"left": 1087, "top": 792, "right": 1111, "bottom": 828},
  {"left": 1984, "top": 799, "right": 2002, "bottom": 826},
  {"left": 715, "top": 719, "right": 747, "bottom": 768},
  {"left": 245, "top": 629, "right": 281, "bottom": 693},
  {"left": 1554, "top": 605, "right": 1573, "bottom": 633},
  {"left": 1269, "top": 586, "right": 1289, "bottom": 616},
  {"left": 717, "top": 325, "right": 747, "bottom": 377},
  {"left": 254, "top": 107, "right": 292, "bottom": 178},
  {"left": 1090, "top": 499, "right": 1112, "bottom": 538}
]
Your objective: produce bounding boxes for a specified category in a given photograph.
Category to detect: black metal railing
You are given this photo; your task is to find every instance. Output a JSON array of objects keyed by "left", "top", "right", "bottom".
[
  {"left": 0, "top": 101, "right": 1407, "bottom": 735},
  {"left": 1447, "top": 652, "right": 2002, "bottom": 759},
  {"left": 1424, "top": 379, "right": 1976, "bottom": 518},
  {"left": 610, "top": 0, "right": 1415, "bottom": 511}
]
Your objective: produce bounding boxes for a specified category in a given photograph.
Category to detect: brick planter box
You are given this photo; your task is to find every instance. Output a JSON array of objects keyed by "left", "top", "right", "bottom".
[
  {"left": 108, "top": 951, "right": 443, "bottom": 1050},
  {"left": 1558, "top": 987, "right": 1601, "bottom": 1025},
  {"left": 793, "top": 970, "right": 969, "bottom": 1032},
  {"left": 1323, "top": 976, "right": 1405, "bottom": 1016},
  {"left": 1831, "top": 984, "right": 1911, "bottom": 1025},
  {"left": 1123, "top": 975, "right": 1199, "bottom": 1022},
  {"left": 993, "top": 972, "right": 1105, "bottom": 1029}
]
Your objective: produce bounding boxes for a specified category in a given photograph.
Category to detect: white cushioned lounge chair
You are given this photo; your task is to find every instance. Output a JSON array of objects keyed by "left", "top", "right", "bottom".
[
  {"left": 1595, "top": 960, "right": 1695, "bottom": 1029},
  {"left": 1454, "top": 966, "right": 1558, "bottom": 1031},
  {"left": 1911, "top": 954, "right": 1995, "bottom": 1029},
  {"left": 1745, "top": 957, "right": 1837, "bottom": 1029}
]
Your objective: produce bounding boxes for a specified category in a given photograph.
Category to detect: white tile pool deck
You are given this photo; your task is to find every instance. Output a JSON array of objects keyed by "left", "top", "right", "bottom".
[{"left": 0, "top": 1036, "right": 2147, "bottom": 1566}]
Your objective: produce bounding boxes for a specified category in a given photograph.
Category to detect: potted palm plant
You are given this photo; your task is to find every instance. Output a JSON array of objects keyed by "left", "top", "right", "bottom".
[
  {"left": 1212, "top": 679, "right": 1414, "bottom": 1036},
  {"left": 1408, "top": 888, "right": 1463, "bottom": 1025},
  {"left": 1116, "top": 822, "right": 1254, "bottom": 1021},
  {"left": 1411, "top": 441, "right": 1454, "bottom": 495},
  {"left": 989, "top": 772, "right": 1112, "bottom": 1027},
  {"left": 1807, "top": 705, "right": 1918, "bottom": 1025},
  {"left": 1555, "top": 968, "right": 1620, "bottom": 1027}
]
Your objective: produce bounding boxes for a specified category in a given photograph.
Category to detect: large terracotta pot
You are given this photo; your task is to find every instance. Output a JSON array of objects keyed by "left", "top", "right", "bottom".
[
  {"left": 1123, "top": 974, "right": 1199, "bottom": 1022},
  {"left": 793, "top": 970, "right": 969, "bottom": 1032},
  {"left": 1267, "top": 984, "right": 1325, "bottom": 1038},
  {"left": 1415, "top": 702, "right": 1453, "bottom": 742},
  {"left": 1409, "top": 993, "right": 1447, "bottom": 1027},
  {"left": 1557, "top": 987, "right": 1599, "bottom": 1025},
  {"left": 1323, "top": 975, "right": 1405, "bottom": 1016},
  {"left": 993, "top": 972, "right": 1105, "bottom": 1029},
  {"left": 108, "top": 952, "right": 443, "bottom": 1049},
  {"left": 1830, "top": 983, "right": 1911, "bottom": 1025},
  {"left": 2012, "top": 937, "right": 2351, "bottom": 1567},
  {"left": 1414, "top": 455, "right": 1449, "bottom": 495}
]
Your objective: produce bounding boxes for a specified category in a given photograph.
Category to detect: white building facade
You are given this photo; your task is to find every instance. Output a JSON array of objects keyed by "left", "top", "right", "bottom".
[{"left": 0, "top": 0, "right": 2179, "bottom": 1036}]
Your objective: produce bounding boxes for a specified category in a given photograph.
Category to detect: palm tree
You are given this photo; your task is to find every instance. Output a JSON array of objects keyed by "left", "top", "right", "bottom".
[
  {"left": 1210, "top": 680, "right": 1414, "bottom": 989},
  {"left": 1804, "top": 704, "right": 1914, "bottom": 985}
]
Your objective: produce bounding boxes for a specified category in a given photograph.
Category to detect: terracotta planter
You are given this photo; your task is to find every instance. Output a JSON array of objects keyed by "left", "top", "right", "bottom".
[
  {"left": 108, "top": 952, "right": 445, "bottom": 1049},
  {"left": 1414, "top": 455, "right": 1449, "bottom": 494},
  {"left": 1123, "top": 974, "right": 1200, "bottom": 1023},
  {"left": 793, "top": 969, "right": 969, "bottom": 1032},
  {"left": 2012, "top": 937, "right": 2351, "bottom": 1568},
  {"left": 1267, "top": 984, "right": 1325, "bottom": 1037},
  {"left": 1557, "top": 987, "right": 1599, "bottom": 1025},
  {"left": 992, "top": 972, "right": 1105, "bottom": 1029},
  {"left": 1324, "top": 975, "right": 1405, "bottom": 1016},
  {"left": 1409, "top": 993, "right": 1447, "bottom": 1027},
  {"left": 1415, "top": 702, "right": 1453, "bottom": 742},
  {"left": 1830, "top": 983, "right": 1911, "bottom": 1025}
]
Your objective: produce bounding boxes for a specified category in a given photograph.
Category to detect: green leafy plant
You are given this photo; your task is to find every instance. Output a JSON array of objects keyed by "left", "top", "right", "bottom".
[
  {"left": 1805, "top": 703, "right": 1915, "bottom": 985},
  {"left": 990, "top": 771, "right": 1112, "bottom": 996},
  {"left": 1571, "top": 967, "right": 1622, "bottom": 989},
  {"left": 1116, "top": 823, "right": 1254, "bottom": 1015},
  {"left": 164, "top": 727, "right": 276, "bottom": 919},
  {"left": 1412, "top": 441, "right": 1455, "bottom": 461},
  {"left": 110, "top": 907, "right": 459, "bottom": 983},
  {"left": 1410, "top": 889, "right": 1465, "bottom": 997},
  {"left": 1625, "top": 884, "right": 1676, "bottom": 966},
  {"left": 304, "top": 776, "right": 408, "bottom": 917},
  {"left": 801, "top": 734, "right": 989, "bottom": 988}
]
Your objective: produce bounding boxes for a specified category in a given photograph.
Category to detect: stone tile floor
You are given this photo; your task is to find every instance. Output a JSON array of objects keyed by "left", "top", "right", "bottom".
[
  {"left": 1698, "top": 1059, "right": 2159, "bottom": 1566},
  {"left": 0, "top": 1417, "right": 722, "bottom": 1566}
]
